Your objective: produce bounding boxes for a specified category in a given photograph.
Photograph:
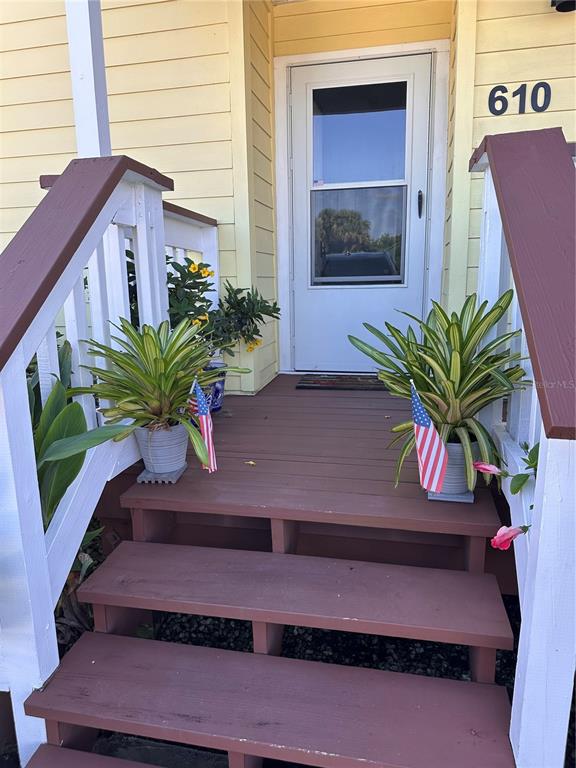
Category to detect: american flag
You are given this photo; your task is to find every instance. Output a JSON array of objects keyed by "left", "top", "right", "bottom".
[
  {"left": 191, "top": 381, "right": 217, "bottom": 473},
  {"left": 411, "top": 380, "right": 447, "bottom": 493}
]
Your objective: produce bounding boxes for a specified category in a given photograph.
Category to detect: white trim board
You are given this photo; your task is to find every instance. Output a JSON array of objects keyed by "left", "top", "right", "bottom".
[{"left": 274, "top": 40, "right": 450, "bottom": 372}]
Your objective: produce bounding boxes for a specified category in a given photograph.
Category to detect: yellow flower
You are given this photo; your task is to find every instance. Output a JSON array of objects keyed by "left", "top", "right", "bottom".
[
  {"left": 188, "top": 262, "right": 199, "bottom": 273},
  {"left": 192, "top": 318, "right": 201, "bottom": 325},
  {"left": 209, "top": 270, "right": 215, "bottom": 277},
  {"left": 201, "top": 268, "right": 210, "bottom": 278},
  {"left": 198, "top": 314, "right": 209, "bottom": 322},
  {"left": 247, "top": 344, "right": 254, "bottom": 352}
]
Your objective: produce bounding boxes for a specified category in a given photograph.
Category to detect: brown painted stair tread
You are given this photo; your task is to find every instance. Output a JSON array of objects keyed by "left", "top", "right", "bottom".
[
  {"left": 25, "top": 632, "right": 515, "bottom": 768},
  {"left": 120, "top": 472, "right": 500, "bottom": 537},
  {"left": 78, "top": 542, "right": 513, "bottom": 649},
  {"left": 28, "top": 744, "right": 151, "bottom": 768}
]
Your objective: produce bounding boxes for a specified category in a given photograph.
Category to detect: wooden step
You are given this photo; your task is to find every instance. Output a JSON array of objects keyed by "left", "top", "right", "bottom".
[
  {"left": 28, "top": 744, "right": 151, "bottom": 768},
  {"left": 120, "top": 468, "right": 500, "bottom": 538},
  {"left": 77, "top": 541, "right": 513, "bottom": 652},
  {"left": 25, "top": 632, "right": 515, "bottom": 768}
]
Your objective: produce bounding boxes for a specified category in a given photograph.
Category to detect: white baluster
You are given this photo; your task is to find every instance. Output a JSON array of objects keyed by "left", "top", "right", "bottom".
[
  {"left": 87, "top": 242, "right": 110, "bottom": 349},
  {"left": 201, "top": 222, "right": 220, "bottom": 308},
  {"left": 173, "top": 246, "right": 186, "bottom": 266},
  {"left": 508, "top": 291, "right": 534, "bottom": 445},
  {"left": 133, "top": 184, "right": 168, "bottom": 327},
  {"left": 104, "top": 223, "right": 131, "bottom": 331},
  {"left": 477, "top": 168, "right": 506, "bottom": 311},
  {"left": 35, "top": 327, "right": 60, "bottom": 404},
  {"left": 64, "top": 276, "right": 96, "bottom": 429},
  {"left": 478, "top": 168, "right": 509, "bottom": 430}
]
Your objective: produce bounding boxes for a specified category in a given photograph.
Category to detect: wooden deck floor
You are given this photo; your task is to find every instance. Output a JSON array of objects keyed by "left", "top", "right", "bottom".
[{"left": 121, "top": 375, "right": 502, "bottom": 569}]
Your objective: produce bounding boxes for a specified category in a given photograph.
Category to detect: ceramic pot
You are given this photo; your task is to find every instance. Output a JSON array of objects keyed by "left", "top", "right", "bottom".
[
  {"left": 134, "top": 424, "right": 188, "bottom": 474},
  {"left": 441, "top": 440, "right": 480, "bottom": 496},
  {"left": 205, "top": 361, "right": 226, "bottom": 412}
]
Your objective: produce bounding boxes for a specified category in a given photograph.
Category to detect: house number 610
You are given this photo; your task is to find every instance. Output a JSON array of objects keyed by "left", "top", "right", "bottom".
[{"left": 488, "top": 82, "right": 552, "bottom": 116}]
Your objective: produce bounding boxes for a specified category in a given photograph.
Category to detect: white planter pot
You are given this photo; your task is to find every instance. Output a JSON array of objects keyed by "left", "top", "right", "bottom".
[
  {"left": 134, "top": 424, "right": 188, "bottom": 475},
  {"left": 435, "top": 441, "right": 480, "bottom": 498}
]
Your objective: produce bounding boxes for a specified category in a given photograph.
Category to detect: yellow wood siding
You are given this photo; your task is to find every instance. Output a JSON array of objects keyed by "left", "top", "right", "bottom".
[
  {"left": 272, "top": 0, "right": 452, "bottom": 56},
  {"left": 465, "top": 0, "right": 576, "bottom": 297},
  {"left": 441, "top": 0, "right": 476, "bottom": 310},
  {"left": 2, "top": 0, "right": 574, "bottom": 382},
  {"left": 0, "top": 1, "right": 75, "bottom": 251},
  {"left": 0, "top": 0, "right": 278, "bottom": 393}
]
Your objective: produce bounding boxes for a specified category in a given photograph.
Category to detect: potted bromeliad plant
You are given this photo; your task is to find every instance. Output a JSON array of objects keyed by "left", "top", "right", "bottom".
[
  {"left": 68, "top": 317, "right": 237, "bottom": 476},
  {"left": 167, "top": 255, "right": 280, "bottom": 411},
  {"left": 349, "top": 289, "right": 528, "bottom": 496}
]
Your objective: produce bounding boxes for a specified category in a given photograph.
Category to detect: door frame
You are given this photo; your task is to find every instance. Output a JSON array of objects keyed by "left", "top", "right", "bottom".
[{"left": 274, "top": 40, "right": 450, "bottom": 372}]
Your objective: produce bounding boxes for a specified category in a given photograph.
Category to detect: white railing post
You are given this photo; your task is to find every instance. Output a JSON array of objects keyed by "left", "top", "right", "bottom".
[
  {"left": 133, "top": 185, "right": 169, "bottom": 327},
  {"left": 0, "top": 349, "right": 59, "bottom": 766},
  {"left": 510, "top": 432, "right": 576, "bottom": 768}
]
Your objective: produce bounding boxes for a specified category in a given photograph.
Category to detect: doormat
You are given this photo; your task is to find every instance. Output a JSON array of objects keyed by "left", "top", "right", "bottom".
[{"left": 295, "top": 374, "right": 387, "bottom": 391}]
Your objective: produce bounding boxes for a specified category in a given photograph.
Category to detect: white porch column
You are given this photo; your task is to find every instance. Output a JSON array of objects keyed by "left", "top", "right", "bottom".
[{"left": 65, "top": 0, "right": 111, "bottom": 157}]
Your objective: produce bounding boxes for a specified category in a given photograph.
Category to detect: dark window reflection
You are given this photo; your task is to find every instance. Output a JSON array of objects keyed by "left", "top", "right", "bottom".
[{"left": 312, "top": 186, "right": 406, "bottom": 284}]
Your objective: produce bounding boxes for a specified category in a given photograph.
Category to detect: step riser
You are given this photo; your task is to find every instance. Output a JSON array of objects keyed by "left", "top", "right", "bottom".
[
  {"left": 37, "top": 718, "right": 285, "bottom": 768},
  {"left": 45, "top": 721, "right": 262, "bottom": 768},
  {"left": 92, "top": 605, "right": 499, "bottom": 682},
  {"left": 90, "top": 602, "right": 509, "bottom": 651}
]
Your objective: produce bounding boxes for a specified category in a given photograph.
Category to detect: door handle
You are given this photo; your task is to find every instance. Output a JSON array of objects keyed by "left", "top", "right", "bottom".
[{"left": 417, "top": 190, "right": 424, "bottom": 219}]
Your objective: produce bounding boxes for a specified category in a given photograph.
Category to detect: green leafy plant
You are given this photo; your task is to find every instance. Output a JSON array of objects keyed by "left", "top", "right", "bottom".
[
  {"left": 127, "top": 252, "right": 280, "bottom": 356},
  {"left": 508, "top": 441, "right": 539, "bottom": 495},
  {"left": 63, "top": 317, "right": 246, "bottom": 466},
  {"left": 166, "top": 257, "right": 215, "bottom": 328},
  {"left": 210, "top": 281, "right": 280, "bottom": 354},
  {"left": 348, "top": 289, "right": 528, "bottom": 491},
  {"left": 26, "top": 345, "right": 121, "bottom": 648},
  {"left": 33, "top": 379, "right": 125, "bottom": 526},
  {"left": 26, "top": 342, "right": 120, "bottom": 526}
]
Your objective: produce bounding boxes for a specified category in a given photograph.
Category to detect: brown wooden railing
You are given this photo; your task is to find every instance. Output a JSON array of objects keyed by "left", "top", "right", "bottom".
[
  {"left": 470, "top": 129, "right": 575, "bottom": 767},
  {"left": 0, "top": 156, "right": 173, "bottom": 370},
  {"left": 470, "top": 127, "right": 576, "bottom": 440}
]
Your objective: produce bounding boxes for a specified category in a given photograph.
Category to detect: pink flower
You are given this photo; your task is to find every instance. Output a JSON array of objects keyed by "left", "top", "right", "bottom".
[
  {"left": 473, "top": 461, "right": 501, "bottom": 475},
  {"left": 490, "top": 525, "right": 531, "bottom": 551}
]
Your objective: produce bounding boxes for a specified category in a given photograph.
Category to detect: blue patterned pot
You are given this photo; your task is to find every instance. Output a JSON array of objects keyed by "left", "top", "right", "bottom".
[{"left": 205, "top": 361, "right": 226, "bottom": 412}]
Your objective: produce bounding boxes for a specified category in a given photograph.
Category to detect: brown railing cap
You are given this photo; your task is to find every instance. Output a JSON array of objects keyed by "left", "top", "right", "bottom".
[
  {"left": 470, "top": 128, "right": 576, "bottom": 440},
  {"left": 40, "top": 179, "right": 216, "bottom": 228},
  {"left": 163, "top": 201, "right": 217, "bottom": 228},
  {"left": 0, "top": 156, "right": 173, "bottom": 370}
]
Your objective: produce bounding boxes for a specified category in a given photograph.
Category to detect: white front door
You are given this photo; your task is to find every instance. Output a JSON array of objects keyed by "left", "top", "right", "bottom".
[{"left": 290, "top": 54, "right": 432, "bottom": 371}]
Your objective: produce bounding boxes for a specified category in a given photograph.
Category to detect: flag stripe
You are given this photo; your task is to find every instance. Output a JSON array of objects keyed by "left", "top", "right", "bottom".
[
  {"left": 410, "top": 381, "right": 447, "bottom": 493},
  {"left": 190, "top": 382, "right": 217, "bottom": 473}
]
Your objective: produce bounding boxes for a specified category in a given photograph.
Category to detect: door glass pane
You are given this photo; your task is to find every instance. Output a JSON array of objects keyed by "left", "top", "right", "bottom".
[
  {"left": 312, "top": 186, "right": 406, "bottom": 284},
  {"left": 313, "top": 82, "right": 406, "bottom": 185}
]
